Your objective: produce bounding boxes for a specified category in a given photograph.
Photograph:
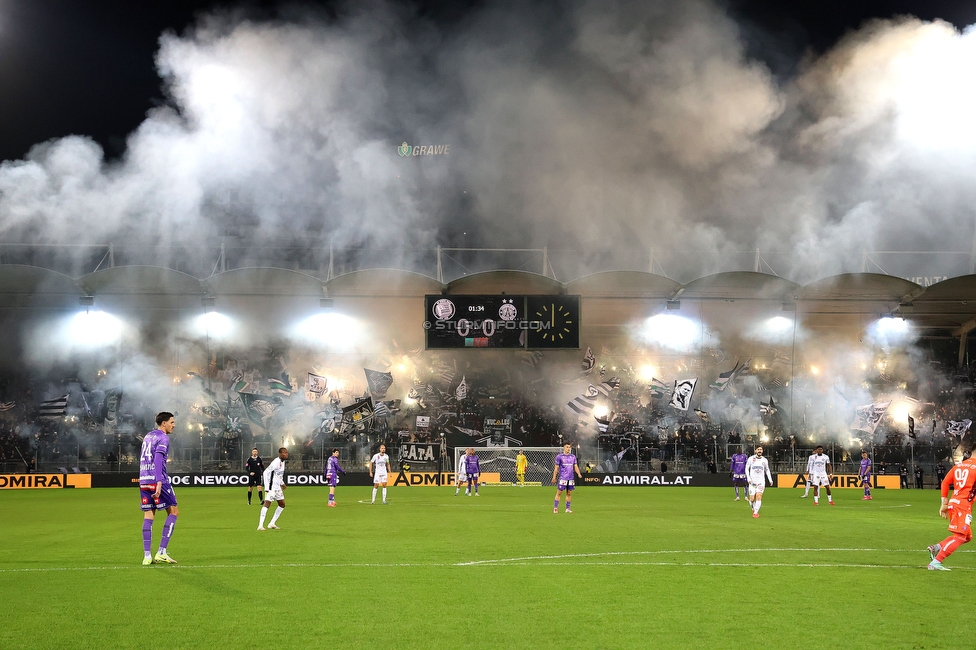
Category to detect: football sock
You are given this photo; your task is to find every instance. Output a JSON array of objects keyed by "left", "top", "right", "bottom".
[
  {"left": 160, "top": 514, "right": 177, "bottom": 550},
  {"left": 371, "top": 488, "right": 377, "bottom": 503},
  {"left": 565, "top": 500, "right": 571, "bottom": 510},
  {"left": 258, "top": 490, "right": 264, "bottom": 502},
  {"left": 734, "top": 486, "right": 739, "bottom": 498},
  {"left": 142, "top": 519, "right": 153, "bottom": 554},
  {"left": 382, "top": 488, "right": 387, "bottom": 502},
  {"left": 814, "top": 495, "right": 819, "bottom": 503},
  {"left": 247, "top": 490, "right": 252, "bottom": 505},
  {"left": 936, "top": 535, "right": 966, "bottom": 562},
  {"left": 259, "top": 505, "right": 269, "bottom": 527},
  {"left": 474, "top": 483, "right": 479, "bottom": 495},
  {"left": 328, "top": 493, "right": 335, "bottom": 503},
  {"left": 455, "top": 487, "right": 460, "bottom": 495},
  {"left": 755, "top": 501, "right": 762, "bottom": 513},
  {"left": 554, "top": 499, "right": 560, "bottom": 509},
  {"left": 803, "top": 485, "right": 810, "bottom": 496},
  {"left": 270, "top": 506, "right": 284, "bottom": 526}
]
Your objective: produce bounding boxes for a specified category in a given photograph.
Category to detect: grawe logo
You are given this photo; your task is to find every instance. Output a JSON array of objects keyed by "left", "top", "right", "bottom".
[{"left": 398, "top": 141, "right": 450, "bottom": 157}]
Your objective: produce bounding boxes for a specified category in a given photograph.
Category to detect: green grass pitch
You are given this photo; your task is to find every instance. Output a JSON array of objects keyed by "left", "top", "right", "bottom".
[{"left": 0, "top": 485, "right": 969, "bottom": 649}]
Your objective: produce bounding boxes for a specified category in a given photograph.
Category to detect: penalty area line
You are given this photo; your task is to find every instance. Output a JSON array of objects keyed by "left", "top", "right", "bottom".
[{"left": 454, "top": 548, "right": 921, "bottom": 566}]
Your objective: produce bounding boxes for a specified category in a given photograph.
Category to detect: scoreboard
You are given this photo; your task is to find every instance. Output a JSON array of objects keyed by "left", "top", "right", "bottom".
[{"left": 424, "top": 295, "right": 580, "bottom": 349}]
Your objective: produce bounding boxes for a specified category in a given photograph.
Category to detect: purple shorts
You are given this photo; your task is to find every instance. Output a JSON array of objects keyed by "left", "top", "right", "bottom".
[
  {"left": 140, "top": 483, "right": 177, "bottom": 511},
  {"left": 732, "top": 474, "right": 747, "bottom": 485},
  {"left": 326, "top": 474, "right": 339, "bottom": 487},
  {"left": 557, "top": 478, "right": 575, "bottom": 492}
]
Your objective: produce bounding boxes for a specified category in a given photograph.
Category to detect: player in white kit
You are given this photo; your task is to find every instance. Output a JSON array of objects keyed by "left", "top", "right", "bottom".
[
  {"left": 370, "top": 443, "right": 391, "bottom": 504},
  {"left": 258, "top": 447, "right": 288, "bottom": 531},
  {"left": 801, "top": 451, "right": 817, "bottom": 498},
  {"left": 745, "top": 446, "right": 773, "bottom": 518},
  {"left": 807, "top": 445, "right": 834, "bottom": 505}
]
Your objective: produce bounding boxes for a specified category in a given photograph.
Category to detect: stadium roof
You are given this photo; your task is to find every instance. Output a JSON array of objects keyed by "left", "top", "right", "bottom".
[{"left": 1, "top": 264, "right": 975, "bottom": 336}]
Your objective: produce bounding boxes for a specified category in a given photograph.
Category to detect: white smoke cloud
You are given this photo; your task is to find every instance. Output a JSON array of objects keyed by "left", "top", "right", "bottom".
[{"left": 0, "top": 2, "right": 973, "bottom": 282}]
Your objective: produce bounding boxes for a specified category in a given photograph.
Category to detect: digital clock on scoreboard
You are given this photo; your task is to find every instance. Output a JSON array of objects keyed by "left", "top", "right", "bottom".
[
  {"left": 424, "top": 295, "right": 525, "bottom": 349},
  {"left": 424, "top": 295, "right": 580, "bottom": 350}
]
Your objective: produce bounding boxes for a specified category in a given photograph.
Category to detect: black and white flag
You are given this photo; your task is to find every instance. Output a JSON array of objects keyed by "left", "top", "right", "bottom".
[
  {"left": 567, "top": 385, "right": 600, "bottom": 416},
  {"left": 455, "top": 376, "right": 467, "bottom": 401},
  {"left": 38, "top": 395, "right": 68, "bottom": 418},
  {"left": 669, "top": 378, "right": 698, "bottom": 411},
  {"left": 851, "top": 401, "right": 891, "bottom": 434},
  {"left": 307, "top": 373, "right": 328, "bottom": 396},
  {"left": 364, "top": 369, "right": 394, "bottom": 399},
  {"left": 581, "top": 347, "right": 596, "bottom": 374},
  {"left": 595, "top": 377, "right": 620, "bottom": 397},
  {"left": 946, "top": 419, "right": 972, "bottom": 438}
]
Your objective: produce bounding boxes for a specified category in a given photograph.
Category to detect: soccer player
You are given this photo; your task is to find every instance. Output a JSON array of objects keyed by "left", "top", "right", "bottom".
[
  {"left": 552, "top": 443, "right": 582, "bottom": 513},
  {"left": 801, "top": 449, "right": 816, "bottom": 498},
  {"left": 858, "top": 450, "right": 873, "bottom": 500},
  {"left": 730, "top": 446, "right": 748, "bottom": 501},
  {"left": 745, "top": 445, "right": 773, "bottom": 518},
  {"left": 245, "top": 447, "right": 264, "bottom": 506},
  {"left": 927, "top": 451, "right": 976, "bottom": 570},
  {"left": 325, "top": 448, "right": 345, "bottom": 507},
  {"left": 454, "top": 452, "right": 468, "bottom": 496},
  {"left": 139, "top": 412, "right": 179, "bottom": 565},
  {"left": 515, "top": 449, "right": 528, "bottom": 487},
  {"left": 370, "top": 443, "right": 391, "bottom": 504},
  {"left": 463, "top": 448, "right": 481, "bottom": 496},
  {"left": 258, "top": 447, "right": 288, "bottom": 530},
  {"left": 808, "top": 445, "right": 834, "bottom": 505}
]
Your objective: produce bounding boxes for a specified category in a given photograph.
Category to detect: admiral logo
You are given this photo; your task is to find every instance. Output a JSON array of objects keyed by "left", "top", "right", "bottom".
[
  {"left": 0, "top": 473, "right": 65, "bottom": 489},
  {"left": 398, "top": 142, "right": 450, "bottom": 157},
  {"left": 602, "top": 475, "right": 694, "bottom": 486}
]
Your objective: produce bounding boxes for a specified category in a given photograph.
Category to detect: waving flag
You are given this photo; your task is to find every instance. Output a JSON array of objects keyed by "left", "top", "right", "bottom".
[
  {"left": 455, "top": 376, "right": 468, "bottom": 401},
  {"left": 567, "top": 385, "right": 600, "bottom": 416},
  {"left": 364, "top": 368, "right": 394, "bottom": 399},
  {"left": 595, "top": 377, "right": 620, "bottom": 397},
  {"left": 669, "top": 379, "right": 697, "bottom": 411},
  {"left": 946, "top": 420, "right": 972, "bottom": 438},
  {"left": 851, "top": 401, "right": 891, "bottom": 434},
  {"left": 581, "top": 348, "right": 596, "bottom": 374},
  {"left": 307, "top": 373, "right": 328, "bottom": 395},
  {"left": 38, "top": 395, "right": 68, "bottom": 418},
  {"left": 649, "top": 378, "right": 669, "bottom": 398}
]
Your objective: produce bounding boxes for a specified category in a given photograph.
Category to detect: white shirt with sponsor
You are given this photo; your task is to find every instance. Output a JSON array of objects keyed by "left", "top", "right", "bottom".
[
  {"left": 809, "top": 453, "right": 831, "bottom": 476},
  {"left": 371, "top": 453, "right": 390, "bottom": 477},
  {"left": 263, "top": 457, "right": 285, "bottom": 491},
  {"left": 745, "top": 455, "right": 773, "bottom": 487}
]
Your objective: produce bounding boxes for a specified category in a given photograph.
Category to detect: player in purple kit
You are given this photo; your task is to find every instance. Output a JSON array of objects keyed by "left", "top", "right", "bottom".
[
  {"left": 552, "top": 443, "right": 582, "bottom": 513},
  {"left": 858, "top": 450, "right": 873, "bottom": 500},
  {"left": 730, "top": 446, "right": 748, "bottom": 501},
  {"left": 139, "top": 412, "right": 179, "bottom": 565},
  {"left": 463, "top": 448, "right": 481, "bottom": 496},
  {"left": 325, "top": 448, "right": 345, "bottom": 507}
]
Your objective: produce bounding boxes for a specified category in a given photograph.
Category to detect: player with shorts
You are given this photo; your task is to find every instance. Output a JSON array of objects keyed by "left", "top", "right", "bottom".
[
  {"left": 370, "top": 444, "right": 390, "bottom": 504},
  {"left": 927, "top": 451, "right": 976, "bottom": 570},
  {"left": 801, "top": 450, "right": 816, "bottom": 498},
  {"left": 139, "top": 411, "right": 179, "bottom": 565},
  {"left": 552, "top": 444, "right": 582, "bottom": 513},
  {"left": 463, "top": 448, "right": 481, "bottom": 496},
  {"left": 454, "top": 453, "right": 468, "bottom": 496},
  {"left": 245, "top": 447, "right": 264, "bottom": 505},
  {"left": 745, "top": 446, "right": 773, "bottom": 518},
  {"left": 515, "top": 449, "right": 528, "bottom": 486},
  {"left": 258, "top": 447, "right": 288, "bottom": 530},
  {"left": 808, "top": 445, "right": 834, "bottom": 505},
  {"left": 730, "top": 446, "right": 748, "bottom": 501},
  {"left": 325, "top": 448, "right": 345, "bottom": 507},
  {"left": 858, "top": 450, "right": 873, "bottom": 500}
]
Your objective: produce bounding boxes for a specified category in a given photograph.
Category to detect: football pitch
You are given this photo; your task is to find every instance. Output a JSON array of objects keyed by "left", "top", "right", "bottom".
[{"left": 0, "top": 485, "right": 967, "bottom": 649}]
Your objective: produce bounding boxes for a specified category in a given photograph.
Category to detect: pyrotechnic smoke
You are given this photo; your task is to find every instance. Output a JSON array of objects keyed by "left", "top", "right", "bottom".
[{"left": 0, "top": 2, "right": 973, "bottom": 280}]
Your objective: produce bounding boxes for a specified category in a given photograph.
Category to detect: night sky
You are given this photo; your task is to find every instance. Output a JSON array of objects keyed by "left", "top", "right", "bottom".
[{"left": 0, "top": 0, "right": 974, "bottom": 163}]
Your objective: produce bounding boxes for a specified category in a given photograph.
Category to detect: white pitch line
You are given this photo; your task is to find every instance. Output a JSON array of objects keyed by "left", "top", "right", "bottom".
[{"left": 454, "top": 547, "right": 909, "bottom": 566}]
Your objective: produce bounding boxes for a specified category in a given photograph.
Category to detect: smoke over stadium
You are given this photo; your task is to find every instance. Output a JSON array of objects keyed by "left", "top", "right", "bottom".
[{"left": 1, "top": 1, "right": 975, "bottom": 278}]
